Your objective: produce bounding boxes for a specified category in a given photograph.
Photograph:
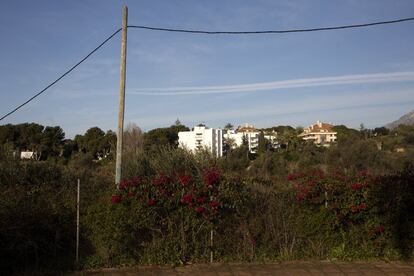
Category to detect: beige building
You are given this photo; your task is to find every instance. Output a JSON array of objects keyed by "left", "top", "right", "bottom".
[{"left": 299, "top": 121, "right": 337, "bottom": 145}]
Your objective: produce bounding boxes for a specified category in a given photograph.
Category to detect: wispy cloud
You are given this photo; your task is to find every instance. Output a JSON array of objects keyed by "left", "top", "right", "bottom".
[
  {"left": 128, "top": 71, "right": 414, "bottom": 96},
  {"left": 128, "top": 88, "right": 414, "bottom": 129}
]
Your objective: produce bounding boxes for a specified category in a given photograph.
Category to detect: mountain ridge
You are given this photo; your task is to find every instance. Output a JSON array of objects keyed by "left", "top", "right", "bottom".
[{"left": 386, "top": 109, "right": 414, "bottom": 129}]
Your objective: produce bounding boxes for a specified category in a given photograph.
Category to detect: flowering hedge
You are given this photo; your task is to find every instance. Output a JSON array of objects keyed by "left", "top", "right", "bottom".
[
  {"left": 286, "top": 168, "right": 414, "bottom": 258},
  {"left": 112, "top": 169, "right": 229, "bottom": 222},
  {"left": 81, "top": 167, "right": 249, "bottom": 265},
  {"left": 83, "top": 165, "right": 414, "bottom": 267}
]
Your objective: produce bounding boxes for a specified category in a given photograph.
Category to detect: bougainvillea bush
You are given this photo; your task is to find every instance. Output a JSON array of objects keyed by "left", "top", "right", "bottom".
[
  {"left": 286, "top": 167, "right": 414, "bottom": 259},
  {"left": 84, "top": 165, "right": 249, "bottom": 266},
  {"left": 83, "top": 147, "right": 414, "bottom": 268}
]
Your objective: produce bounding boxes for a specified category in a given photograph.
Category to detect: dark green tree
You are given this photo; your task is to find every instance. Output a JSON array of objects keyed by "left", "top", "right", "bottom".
[
  {"left": 224, "top": 123, "right": 234, "bottom": 131},
  {"left": 144, "top": 124, "right": 189, "bottom": 152},
  {"left": 257, "top": 132, "right": 270, "bottom": 155},
  {"left": 373, "top": 127, "right": 390, "bottom": 136},
  {"left": 75, "top": 127, "right": 115, "bottom": 159}
]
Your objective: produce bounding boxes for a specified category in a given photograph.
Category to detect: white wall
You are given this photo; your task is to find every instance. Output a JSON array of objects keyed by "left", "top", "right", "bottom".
[{"left": 178, "top": 126, "right": 223, "bottom": 157}]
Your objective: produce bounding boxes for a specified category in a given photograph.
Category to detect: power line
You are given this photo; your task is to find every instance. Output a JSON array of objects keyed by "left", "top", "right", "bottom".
[
  {"left": 0, "top": 28, "right": 121, "bottom": 122},
  {"left": 2, "top": 16, "right": 414, "bottom": 122},
  {"left": 128, "top": 17, "right": 414, "bottom": 34}
]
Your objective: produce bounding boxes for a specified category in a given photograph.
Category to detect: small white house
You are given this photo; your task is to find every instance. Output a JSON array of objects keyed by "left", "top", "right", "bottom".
[
  {"left": 20, "top": 151, "right": 38, "bottom": 160},
  {"left": 178, "top": 124, "right": 223, "bottom": 157}
]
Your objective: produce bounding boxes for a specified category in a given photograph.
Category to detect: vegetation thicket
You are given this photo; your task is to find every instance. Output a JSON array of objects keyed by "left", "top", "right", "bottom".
[{"left": 1, "top": 122, "right": 414, "bottom": 274}]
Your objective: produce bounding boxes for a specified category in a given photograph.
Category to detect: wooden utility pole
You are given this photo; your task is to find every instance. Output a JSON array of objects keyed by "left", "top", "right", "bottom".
[
  {"left": 76, "top": 179, "right": 80, "bottom": 264},
  {"left": 115, "top": 5, "right": 128, "bottom": 186}
]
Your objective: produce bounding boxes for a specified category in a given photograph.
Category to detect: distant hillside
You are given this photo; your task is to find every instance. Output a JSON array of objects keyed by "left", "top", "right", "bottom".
[{"left": 386, "top": 109, "right": 414, "bottom": 129}]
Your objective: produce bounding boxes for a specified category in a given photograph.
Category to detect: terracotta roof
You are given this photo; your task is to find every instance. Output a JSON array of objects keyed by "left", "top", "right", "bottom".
[
  {"left": 310, "top": 123, "right": 333, "bottom": 131},
  {"left": 237, "top": 126, "right": 258, "bottom": 132},
  {"left": 303, "top": 122, "right": 335, "bottom": 133},
  {"left": 237, "top": 123, "right": 258, "bottom": 133}
]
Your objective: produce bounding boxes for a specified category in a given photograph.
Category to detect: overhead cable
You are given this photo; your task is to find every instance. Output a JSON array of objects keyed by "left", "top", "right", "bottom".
[
  {"left": 0, "top": 28, "right": 122, "bottom": 122},
  {"left": 128, "top": 17, "right": 414, "bottom": 34}
]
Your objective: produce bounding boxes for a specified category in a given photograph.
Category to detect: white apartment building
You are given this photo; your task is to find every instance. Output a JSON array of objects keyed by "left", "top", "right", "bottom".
[
  {"left": 178, "top": 124, "right": 223, "bottom": 157},
  {"left": 264, "top": 131, "right": 279, "bottom": 148},
  {"left": 224, "top": 123, "right": 261, "bottom": 153}
]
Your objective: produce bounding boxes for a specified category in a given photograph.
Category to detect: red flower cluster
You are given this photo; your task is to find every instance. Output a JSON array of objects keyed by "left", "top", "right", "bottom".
[
  {"left": 181, "top": 194, "right": 194, "bottom": 204},
  {"left": 209, "top": 201, "right": 220, "bottom": 208},
  {"left": 294, "top": 181, "right": 315, "bottom": 202},
  {"left": 357, "top": 170, "right": 371, "bottom": 178},
  {"left": 351, "top": 205, "right": 359, "bottom": 213},
  {"left": 287, "top": 172, "right": 306, "bottom": 181},
  {"left": 204, "top": 169, "right": 220, "bottom": 189},
  {"left": 152, "top": 174, "right": 169, "bottom": 186},
  {"left": 119, "top": 177, "right": 142, "bottom": 190},
  {"left": 110, "top": 168, "right": 225, "bottom": 220},
  {"left": 111, "top": 195, "right": 122, "bottom": 204},
  {"left": 195, "top": 206, "right": 206, "bottom": 213},
  {"left": 350, "top": 202, "right": 367, "bottom": 213},
  {"left": 351, "top": 183, "right": 363, "bottom": 190},
  {"left": 296, "top": 194, "right": 305, "bottom": 202},
  {"left": 178, "top": 174, "right": 192, "bottom": 187},
  {"left": 197, "top": 196, "right": 206, "bottom": 203},
  {"left": 375, "top": 226, "right": 385, "bottom": 234}
]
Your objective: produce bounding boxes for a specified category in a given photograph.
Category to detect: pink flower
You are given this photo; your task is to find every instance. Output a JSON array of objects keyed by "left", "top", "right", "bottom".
[
  {"left": 195, "top": 206, "right": 206, "bottom": 213},
  {"left": 375, "top": 226, "right": 385, "bottom": 234},
  {"left": 111, "top": 195, "right": 122, "bottom": 204},
  {"left": 147, "top": 199, "right": 156, "bottom": 206}
]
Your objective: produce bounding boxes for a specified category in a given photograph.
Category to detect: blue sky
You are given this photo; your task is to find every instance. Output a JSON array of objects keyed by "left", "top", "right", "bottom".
[{"left": 0, "top": 0, "right": 414, "bottom": 138}]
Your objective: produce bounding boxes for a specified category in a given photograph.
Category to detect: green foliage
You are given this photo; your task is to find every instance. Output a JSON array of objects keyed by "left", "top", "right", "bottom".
[
  {"left": 0, "top": 123, "right": 65, "bottom": 159},
  {"left": 373, "top": 127, "right": 390, "bottom": 136},
  {"left": 257, "top": 132, "right": 270, "bottom": 155},
  {"left": 0, "top": 157, "right": 77, "bottom": 273},
  {"left": 75, "top": 127, "right": 116, "bottom": 159},
  {"left": 332, "top": 125, "right": 361, "bottom": 144},
  {"left": 143, "top": 124, "right": 189, "bottom": 152},
  {"left": 2, "top": 122, "right": 414, "bottom": 273},
  {"left": 84, "top": 149, "right": 248, "bottom": 266}
]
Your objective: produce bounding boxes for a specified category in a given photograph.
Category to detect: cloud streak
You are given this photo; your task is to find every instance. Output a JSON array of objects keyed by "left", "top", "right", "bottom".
[
  {"left": 128, "top": 71, "right": 414, "bottom": 96},
  {"left": 128, "top": 88, "right": 414, "bottom": 129}
]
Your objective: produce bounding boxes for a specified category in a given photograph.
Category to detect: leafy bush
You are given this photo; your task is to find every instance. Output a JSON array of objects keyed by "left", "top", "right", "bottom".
[{"left": 2, "top": 145, "right": 414, "bottom": 273}]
